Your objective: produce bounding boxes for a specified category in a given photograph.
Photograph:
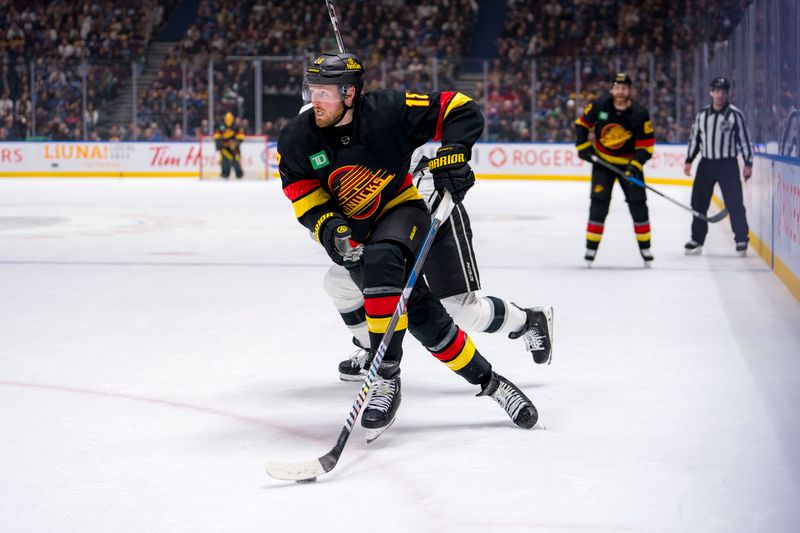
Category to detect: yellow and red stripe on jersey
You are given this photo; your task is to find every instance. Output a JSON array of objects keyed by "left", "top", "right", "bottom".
[
  {"left": 432, "top": 92, "right": 472, "bottom": 141},
  {"left": 635, "top": 137, "right": 655, "bottom": 155},
  {"left": 586, "top": 221, "right": 604, "bottom": 243},
  {"left": 283, "top": 179, "right": 332, "bottom": 218},
  {"left": 365, "top": 294, "right": 407, "bottom": 333},
  {"left": 377, "top": 173, "right": 423, "bottom": 219},
  {"left": 593, "top": 141, "right": 634, "bottom": 165},
  {"left": 575, "top": 116, "right": 594, "bottom": 130},
  {"left": 431, "top": 328, "right": 476, "bottom": 371},
  {"left": 634, "top": 221, "right": 651, "bottom": 242}
]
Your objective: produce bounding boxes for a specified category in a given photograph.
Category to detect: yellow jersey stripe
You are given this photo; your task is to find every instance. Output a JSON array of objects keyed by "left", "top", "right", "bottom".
[
  {"left": 377, "top": 186, "right": 423, "bottom": 219},
  {"left": 443, "top": 92, "right": 472, "bottom": 120},
  {"left": 596, "top": 151, "right": 632, "bottom": 166},
  {"left": 292, "top": 188, "right": 332, "bottom": 218}
]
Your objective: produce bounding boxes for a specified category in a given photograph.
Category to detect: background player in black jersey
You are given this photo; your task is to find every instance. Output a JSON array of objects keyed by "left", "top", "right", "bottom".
[
  {"left": 325, "top": 153, "right": 554, "bottom": 382},
  {"left": 575, "top": 73, "right": 656, "bottom": 267},
  {"left": 278, "top": 52, "right": 538, "bottom": 440},
  {"left": 214, "top": 112, "right": 245, "bottom": 179}
]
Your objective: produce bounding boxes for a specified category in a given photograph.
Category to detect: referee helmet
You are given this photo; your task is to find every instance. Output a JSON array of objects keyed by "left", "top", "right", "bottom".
[{"left": 710, "top": 77, "right": 731, "bottom": 91}]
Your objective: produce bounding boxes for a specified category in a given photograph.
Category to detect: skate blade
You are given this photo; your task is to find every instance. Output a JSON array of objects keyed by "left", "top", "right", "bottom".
[
  {"left": 533, "top": 306, "right": 554, "bottom": 365},
  {"left": 685, "top": 247, "right": 703, "bottom": 256},
  {"left": 545, "top": 306, "right": 554, "bottom": 365},
  {"left": 365, "top": 416, "right": 395, "bottom": 443},
  {"left": 339, "top": 372, "right": 367, "bottom": 382},
  {"left": 737, "top": 250, "right": 747, "bottom": 257},
  {"left": 643, "top": 261, "right": 652, "bottom": 268},
  {"left": 585, "top": 260, "right": 593, "bottom": 268}
]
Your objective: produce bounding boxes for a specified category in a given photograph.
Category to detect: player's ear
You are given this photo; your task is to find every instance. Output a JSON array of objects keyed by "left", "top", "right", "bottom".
[{"left": 345, "top": 86, "right": 356, "bottom": 105}]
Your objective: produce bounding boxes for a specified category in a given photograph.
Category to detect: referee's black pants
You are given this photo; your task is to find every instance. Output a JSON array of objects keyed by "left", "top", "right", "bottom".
[{"left": 690, "top": 158, "right": 749, "bottom": 244}]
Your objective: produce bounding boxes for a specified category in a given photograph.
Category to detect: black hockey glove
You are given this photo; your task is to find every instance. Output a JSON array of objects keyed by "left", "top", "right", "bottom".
[
  {"left": 428, "top": 143, "right": 475, "bottom": 203},
  {"left": 624, "top": 162, "right": 644, "bottom": 182},
  {"left": 577, "top": 142, "right": 595, "bottom": 162},
  {"left": 320, "top": 216, "right": 363, "bottom": 269}
]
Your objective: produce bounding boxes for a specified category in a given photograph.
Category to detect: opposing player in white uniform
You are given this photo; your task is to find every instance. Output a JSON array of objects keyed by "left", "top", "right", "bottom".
[{"left": 325, "top": 151, "right": 555, "bottom": 381}]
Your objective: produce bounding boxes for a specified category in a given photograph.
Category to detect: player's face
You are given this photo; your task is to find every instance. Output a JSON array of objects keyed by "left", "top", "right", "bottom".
[
  {"left": 611, "top": 83, "right": 631, "bottom": 102},
  {"left": 710, "top": 88, "right": 729, "bottom": 108},
  {"left": 306, "top": 84, "right": 354, "bottom": 128}
]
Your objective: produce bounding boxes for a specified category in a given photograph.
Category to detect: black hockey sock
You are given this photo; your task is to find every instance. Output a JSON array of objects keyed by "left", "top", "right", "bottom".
[
  {"left": 633, "top": 220, "right": 651, "bottom": 249},
  {"left": 428, "top": 326, "right": 492, "bottom": 385},
  {"left": 586, "top": 220, "right": 604, "bottom": 250}
]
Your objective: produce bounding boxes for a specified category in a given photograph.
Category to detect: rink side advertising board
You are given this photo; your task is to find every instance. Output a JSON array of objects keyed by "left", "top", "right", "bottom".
[
  {"left": 746, "top": 154, "right": 800, "bottom": 300},
  {"left": 0, "top": 141, "right": 691, "bottom": 184}
]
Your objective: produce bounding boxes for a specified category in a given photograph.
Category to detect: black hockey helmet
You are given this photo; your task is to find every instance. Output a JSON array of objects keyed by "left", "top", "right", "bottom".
[
  {"left": 304, "top": 52, "right": 365, "bottom": 103},
  {"left": 611, "top": 72, "right": 632, "bottom": 86},
  {"left": 710, "top": 77, "right": 731, "bottom": 90}
]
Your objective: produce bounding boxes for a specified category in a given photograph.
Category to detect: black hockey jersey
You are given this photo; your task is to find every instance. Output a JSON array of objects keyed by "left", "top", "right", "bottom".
[
  {"left": 278, "top": 90, "right": 483, "bottom": 243},
  {"left": 575, "top": 94, "right": 655, "bottom": 170},
  {"left": 214, "top": 124, "right": 245, "bottom": 157}
]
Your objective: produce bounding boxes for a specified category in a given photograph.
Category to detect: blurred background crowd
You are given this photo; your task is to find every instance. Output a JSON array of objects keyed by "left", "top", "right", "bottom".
[{"left": 0, "top": 0, "right": 796, "bottom": 149}]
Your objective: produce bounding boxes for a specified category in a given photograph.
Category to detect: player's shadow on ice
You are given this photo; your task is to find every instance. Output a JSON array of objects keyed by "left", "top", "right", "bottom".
[
  {"left": 383, "top": 419, "right": 544, "bottom": 439},
  {"left": 268, "top": 381, "right": 548, "bottom": 402}
]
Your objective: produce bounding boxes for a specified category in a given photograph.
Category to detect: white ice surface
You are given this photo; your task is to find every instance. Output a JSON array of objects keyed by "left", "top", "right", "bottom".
[{"left": 1, "top": 178, "right": 798, "bottom": 533}]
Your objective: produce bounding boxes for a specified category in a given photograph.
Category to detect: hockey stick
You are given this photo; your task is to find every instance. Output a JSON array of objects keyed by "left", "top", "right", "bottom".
[
  {"left": 324, "top": 0, "right": 347, "bottom": 54},
  {"left": 590, "top": 155, "right": 728, "bottom": 223},
  {"left": 265, "top": 190, "right": 456, "bottom": 483}
]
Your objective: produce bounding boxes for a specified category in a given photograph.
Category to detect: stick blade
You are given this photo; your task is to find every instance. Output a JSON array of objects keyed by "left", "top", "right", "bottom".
[
  {"left": 264, "top": 459, "right": 326, "bottom": 481},
  {"left": 707, "top": 207, "right": 729, "bottom": 223}
]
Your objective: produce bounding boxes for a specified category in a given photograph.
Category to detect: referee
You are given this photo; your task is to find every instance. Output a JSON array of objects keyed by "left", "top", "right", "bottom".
[{"left": 683, "top": 77, "right": 753, "bottom": 256}]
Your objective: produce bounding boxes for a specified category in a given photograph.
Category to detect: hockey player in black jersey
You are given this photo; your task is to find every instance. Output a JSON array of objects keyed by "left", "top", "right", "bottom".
[
  {"left": 278, "top": 52, "right": 537, "bottom": 439},
  {"left": 214, "top": 112, "right": 246, "bottom": 179},
  {"left": 575, "top": 73, "right": 656, "bottom": 267},
  {"left": 327, "top": 153, "right": 553, "bottom": 382}
]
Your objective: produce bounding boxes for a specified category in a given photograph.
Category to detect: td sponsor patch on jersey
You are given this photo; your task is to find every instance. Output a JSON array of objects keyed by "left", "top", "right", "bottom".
[
  {"left": 310, "top": 150, "right": 329, "bottom": 170},
  {"left": 598, "top": 111, "right": 609, "bottom": 120}
]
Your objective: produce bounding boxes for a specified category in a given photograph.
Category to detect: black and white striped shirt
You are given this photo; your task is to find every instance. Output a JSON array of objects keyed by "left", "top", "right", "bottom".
[{"left": 686, "top": 103, "right": 753, "bottom": 165}]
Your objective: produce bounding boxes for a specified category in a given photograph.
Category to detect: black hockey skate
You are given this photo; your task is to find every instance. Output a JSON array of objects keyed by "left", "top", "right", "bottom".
[
  {"left": 584, "top": 248, "right": 596, "bottom": 267},
  {"left": 338, "top": 337, "right": 375, "bottom": 382},
  {"left": 684, "top": 239, "right": 703, "bottom": 255},
  {"left": 362, "top": 364, "right": 401, "bottom": 443},
  {"left": 508, "top": 304, "right": 553, "bottom": 364},
  {"left": 477, "top": 372, "right": 537, "bottom": 429},
  {"left": 736, "top": 241, "right": 748, "bottom": 257},
  {"left": 640, "top": 248, "right": 654, "bottom": 268}
]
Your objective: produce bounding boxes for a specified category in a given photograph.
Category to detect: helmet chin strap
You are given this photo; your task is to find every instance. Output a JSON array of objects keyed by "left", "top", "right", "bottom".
[
  {"left": 330, "top": 102, "right": 349, "bottom": 127},
  {"left": 330, "top": 90, "right": 355, "bottom": 127}
]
